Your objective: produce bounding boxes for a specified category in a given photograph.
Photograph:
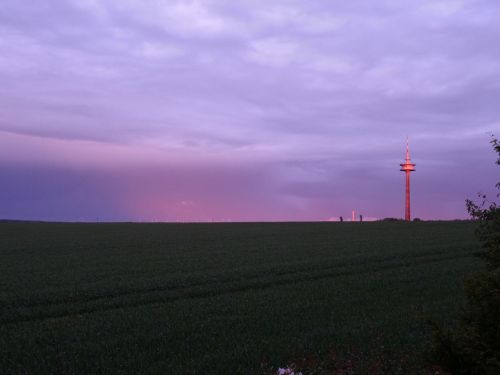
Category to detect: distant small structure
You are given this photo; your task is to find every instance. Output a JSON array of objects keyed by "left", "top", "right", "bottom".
[
  {"left": 360, "top": 214, "right": 363, "bottom": 222},
  {"left": 339, "top": 216, "right": 343, "bottom": 222}
]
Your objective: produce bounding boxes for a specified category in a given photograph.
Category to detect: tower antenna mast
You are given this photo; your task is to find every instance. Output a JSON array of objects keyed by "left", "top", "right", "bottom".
[{"left": 400, "top": 138, "right": 416, "bottom": 221}]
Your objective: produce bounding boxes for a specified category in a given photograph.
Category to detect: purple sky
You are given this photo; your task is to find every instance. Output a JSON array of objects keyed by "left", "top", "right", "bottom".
[{"left": 1, "top": 0, "right": 499, "bottom": 222}]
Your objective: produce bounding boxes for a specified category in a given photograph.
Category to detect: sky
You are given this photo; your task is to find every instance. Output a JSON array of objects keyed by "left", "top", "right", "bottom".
[{"left": 0, "top": 0, "right": 499, "bottom": 222}]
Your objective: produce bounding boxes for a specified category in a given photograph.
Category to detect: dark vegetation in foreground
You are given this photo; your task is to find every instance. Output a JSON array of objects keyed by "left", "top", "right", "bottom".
[
  {"left": 430, "top": 138, "right": 500, "bottom": 375},
  {"left": 0, "top": 221, "right": 480, "bottom": 374}
]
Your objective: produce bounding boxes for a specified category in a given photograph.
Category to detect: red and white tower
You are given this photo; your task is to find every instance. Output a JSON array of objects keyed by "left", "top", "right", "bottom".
[{"left": 400, "top": 139, "right": 416, "bottom": 221}]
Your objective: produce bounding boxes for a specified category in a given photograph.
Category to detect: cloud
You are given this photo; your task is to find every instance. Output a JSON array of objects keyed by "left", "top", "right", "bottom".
[{"left": 0, "top": 0, "right": 499, "bottom": 220}]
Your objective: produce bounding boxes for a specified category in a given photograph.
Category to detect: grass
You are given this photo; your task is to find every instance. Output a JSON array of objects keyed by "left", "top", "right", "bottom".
[{"left": 0, "top": 221, "right": 481, "bottom": 374}]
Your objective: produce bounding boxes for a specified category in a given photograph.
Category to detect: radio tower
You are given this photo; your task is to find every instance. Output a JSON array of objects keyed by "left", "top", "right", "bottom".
[{"left": 400, "top": 139, "right": 416, "bottom": 221}]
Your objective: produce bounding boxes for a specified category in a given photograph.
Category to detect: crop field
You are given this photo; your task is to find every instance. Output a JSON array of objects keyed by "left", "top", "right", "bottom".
[{"left": 0, "top": 221, "right": 481, "bottom": 374}]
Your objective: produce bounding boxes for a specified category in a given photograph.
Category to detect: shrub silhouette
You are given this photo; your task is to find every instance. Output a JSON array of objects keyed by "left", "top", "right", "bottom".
[{"left": 430, "top": 137, "right": 500, "bottom": 374}]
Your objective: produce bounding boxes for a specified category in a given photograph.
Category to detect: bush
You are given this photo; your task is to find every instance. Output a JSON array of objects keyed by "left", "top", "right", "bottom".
[{"left": 430, "top": 137, "right": 500, "bottom": 374}]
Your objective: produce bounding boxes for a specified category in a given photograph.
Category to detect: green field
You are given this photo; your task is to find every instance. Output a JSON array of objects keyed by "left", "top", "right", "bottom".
[{"left": 0, "top": 221, "right": 481, "bottom": 374}]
